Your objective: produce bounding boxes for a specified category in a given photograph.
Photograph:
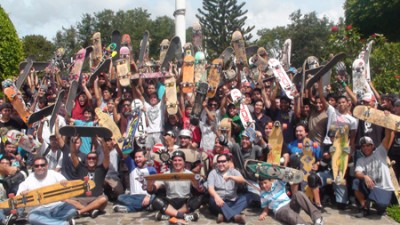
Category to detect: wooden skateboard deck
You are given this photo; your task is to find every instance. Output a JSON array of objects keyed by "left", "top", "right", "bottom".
[
  {"left": 182, "top": 55, "right": 195, "bottom": 93},
  {"left": 387, "top": 158, "right": 400, "bottom": 205},
  {"left": 328, "top": 126, "right": 350, "bottom": 185},
  {"left": 165, "top": 77, "right": 178, "bottom": 115},
  {"left": 2, "top": 81, "right": 30, "bottom": 124},
  {"left": 144, "top": 172, "right": 199, "bottom": 182},
  {"left": 0, "top": 128, "right": 41, "bottom": 152},
  {"left": 95, "top": 108, "right": 123, "bottom": 150},
  {"left": 207, "top": 58, "right": 222, "bottom": 98},
  {"left": 219, "top": 47, "right": 234, "bottom": 69},
  {"left": 353, "top": 106, "right": 400, "bottom": 132},
  {"left": 267, "top": 121, "right": 285, "bottom": 164},
  {"left": 268, "top": 58, "right": 297, "bottom": 99},
  {"left": 59, "top": 126, "right": 112, "bottom": 138},
  {"left": 299, "top": 138, "right": 316, "bottom": 201},
  {"left": 190, "top": 82, "right": 209, "bottom": 125},
  {"left": 0, "top": 178, "right": 95, "bottom": 209},
  {"left": 194, "top": 51, "right": 206, "bottom": 84},
  {"left": 179, "top": 148, "right": 209, "bottom": 177},
  {"left": 231, "top": 30, "right": 248, "bottom": 66},
  {"left": 245, "top": 159, "right": 304, "bottom": 184},
  {"left": 116, "top": 58, "right": 130, "bottom": 87},
  {"left": 69, "top": 48, "right": 86, "bottom": 81},
  {"left": 91, "top": 32, "right": 102, "bottom": 69},
  {"left": 219, "top": 118, "right": 232, "bottom": 141},
  {"left": 159, "top": 39, "right": 170, "bottom": 65}
]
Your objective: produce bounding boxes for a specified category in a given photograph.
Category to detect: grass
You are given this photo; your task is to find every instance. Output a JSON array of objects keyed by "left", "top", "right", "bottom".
[{"left": 387, "top": 205, "right": 400, "bottom": 223}]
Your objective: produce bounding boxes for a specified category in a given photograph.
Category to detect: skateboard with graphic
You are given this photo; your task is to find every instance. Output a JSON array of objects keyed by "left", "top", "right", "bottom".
[
  {"left": 219, "top": 118, "right": 232, "bottom": 141},
  {"left": 0, "top": 178, "right": 95, "bottom": 210},
  {"left": 95, "top": 107, "right": 123, "bottom": 150},
  {"left": 116, "top": 56, "right": 130, "bottom": 87},
  {"left": 268, "top": 58, "right": 297, "bottom": 99},
  {"left": 132, "top": 99, "right": 147, "bottom": 150},
  {"left": 353, "top": 106, "right": 400, "bottom": 132},
  {"left": 165, "top": 77, "right": 178, "bottom": 115},
  {"left": 111, "top": 30, "right": 121, "bottom": 61},
  {"left": 231, "top": 30, "right": 247, "bottom": 66},
  {"left": 267, "top": 121, "right": 287, "bottom": 164},
  {"left": 299, "top": 138, "right": 318, "bottom": 200},
  {"left": 91, "top": 32, "right": 102, "bottom": 68},
  {"left": 327, "top": 126, "right": 350, "bottom": 185},
  {"left": 2, "top": 80, "right": 31, "bottom": 124},
  {"left": 280, "top": 39, "right": 292, "bottom": 71},
  {"left": 352, "top": 58, "right": 373, "bottom": 99},
  {"left": 181, "top": 55, "right": 195, "bottom": 93},
  {"left": 194, "top": 51, "right": 206, "bottom": 84},
  {"left": 190, "top": 82, "right": 209, "bottom": 126},
  {"left": 59, "top": 126, "right": 112, "bottom": 138},
  {"left": 245, "top": 159, "right": 304, "bottom": 184},
  {"left": 69, "top": 48, "right": 86, "bottom": 81},
  {"left": 0, "top": 128, "right": 41, "bottom": 153},
  {"left": 230, "top": 88, "right": 243, "bottom": 105},
  {"left": 121, "top": 109, "right": 141, "bottom": 155},
  {"left": 387, "top": 158, "right": 400, "bottom": 205},
  {"left": 207, "top": 58, "right": 222, "bottom": 98},
  {"left": 159, "top": 39, "right": 170, "bottom": 65},
  {"left": 192, "top": 21, "right": 203, "bottom": 52}
]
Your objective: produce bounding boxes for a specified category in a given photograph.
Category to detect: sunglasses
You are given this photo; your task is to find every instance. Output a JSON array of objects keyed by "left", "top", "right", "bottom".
[
  {"left": 34, "top": 163, "right": 46, "bottom": 168},
  {"left": 209, "top": 104, "right": 218, "bottom": 107},
  {"left": 123, "top": 104, "right": 130, "bottom": 107},
  {"left": 217, "top": 160, "right": 227, "bottom": 164},
  {"left": 87, "top": 157, "right": 97, "bottom": 160}
]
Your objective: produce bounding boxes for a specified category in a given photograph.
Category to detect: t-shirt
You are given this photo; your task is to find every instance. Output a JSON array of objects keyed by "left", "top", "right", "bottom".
[
  {"left": 207, "top": 168, "right": 242, "bottom": 201},
  {"left": 155, "top": 169, "right": 192, "bottom": 199},
  {"left": 38, "top": 143, "right": 63, "bottom": 171},
  {"left": 124, "top": 155, "right": 157, "bottom": 195},
  {"left": 260, "top": 180, "right": 290, "bottom": 213},
  {"left": 307, "top": 108, "right": 328, "bottom": 144},
  {"left": 73, "top": 120, "right": 94, "bottom": 154},
  {"left": 355, "top": 144, "right": 394, "bottom": 191},
  {"left": 323, "top": 105, "right": 358, "bottom": 145},
  {"left": 76, "top": 163, "right": 108, "bottom": 197},
  {"left": 145, "top": 101, "right": 165, "bottom": 133}
]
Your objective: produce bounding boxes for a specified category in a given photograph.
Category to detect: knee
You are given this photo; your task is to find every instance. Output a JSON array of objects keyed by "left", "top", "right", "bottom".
[
  {"left": 288, "top": 154, "right": 300, "bottom": 169},
  {"left": 307, "top": 173, "right": 321, "bottom": 188},
  {"left": 152, "top": 197, "right": 167, "bottom": 212}
]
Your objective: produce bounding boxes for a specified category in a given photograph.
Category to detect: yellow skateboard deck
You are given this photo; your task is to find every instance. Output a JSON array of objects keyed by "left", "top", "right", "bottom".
[
  {"left": 95, "top": 108, "right": 123, "bottom": 150},
  {"left": 353, "top": 105, "right": 400, "bottom": 132},
  {"left": 328, "top": 126, "right": 350, "bottom": 185},
  {"left": 207, "top": 58, "right": 222, "bottom": 98},
  {"left": 165, "top": 77, "right": 178, "bottom": 115},
  {"left": 267, "top": 121, "right": 286, "bottom": 164},
  {"left": 3, "top": 86, "right": 30, "bottom": 124},
  {"left": 181, "top": 55, "right": 195, "bottom": 93}
]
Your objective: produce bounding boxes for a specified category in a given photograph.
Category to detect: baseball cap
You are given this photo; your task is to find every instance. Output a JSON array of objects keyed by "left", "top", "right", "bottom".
[
  {"left": 164, "top": 130, "right": 176, "bottom": 138},
  {"left": 171, "top": 150, "right": 186, "bottom": 161},
  {"left": 241, "top": 130, "right": 249, "bottom": 138},
  {"left": 360, "top": 136, "right": 374, "bottom": 146}
]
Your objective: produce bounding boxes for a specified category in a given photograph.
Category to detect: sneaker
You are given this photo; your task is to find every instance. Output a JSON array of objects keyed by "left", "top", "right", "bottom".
[
  {"left": 355, "top": 208, "right": 369, "bottom": 218},
  {"left": 314, "top": 217, "right": 324, "bottom": 225},
  {"left": 90, "top": 209, "right": 100, "bottom": 218},
  {"left": 233, "top": 215, "right": 246, "bottom": 224},
  {"left": 69, "top": 218, "right": 75, "bottom": 225},
  {"left": 169, "top": 217, "right": 188, "bottom": 225},
  {"left": 113, "top": 205, "right": 129, "bottom": 213},
  {"left": 184, "top": 212, "right": 199, "bottom": 222},
  {"left": 145, "top": 204, "right": 153, "bottom": 211},
  {"left": 4, "top": 214, "right": 17, "bottom": 225},
  {"left": 216, "top": 213, "right": 225, "bottom": 224},
  {"left": 155, "top": 212, "right": 170, "bottom": 221}
]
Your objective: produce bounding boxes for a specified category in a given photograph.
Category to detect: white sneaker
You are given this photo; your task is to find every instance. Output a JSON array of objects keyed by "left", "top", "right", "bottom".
[
  {"left": 314, "top": 217, "right": 324, "bottom": 225},
  {"left": 69, "top": 218, "right": 76, "bottom": 225},
  {"left": 113, "top": 205, "right": 129, "bottom": 213}
]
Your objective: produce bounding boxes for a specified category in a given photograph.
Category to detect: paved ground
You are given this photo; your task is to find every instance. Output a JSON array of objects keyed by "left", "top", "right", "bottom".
[{"left": 72, "top": 202, "right": 399, "bottom": 225}]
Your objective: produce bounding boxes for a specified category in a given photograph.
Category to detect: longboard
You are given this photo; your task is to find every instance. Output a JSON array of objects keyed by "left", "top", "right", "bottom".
[
  {"left": 267, "top": 121, "right": 286, "bottom": 164},
  {"left": 328, "top": 126, "right": 350, "bottom": 185},
  {"left": 207, "top": 58, "right": 222, "bottom": 98},
  {"left": 95, "top": 108, "right": 123, "bottom": 150},
  {"left": 165, "top": 77, "right": 178, "bottom": 115},
  {"left": 353, "top": 106, "right": 400, "bottom": 132},
  {"left": 182, "top": 55, "right": 195, "bottom": 93}
]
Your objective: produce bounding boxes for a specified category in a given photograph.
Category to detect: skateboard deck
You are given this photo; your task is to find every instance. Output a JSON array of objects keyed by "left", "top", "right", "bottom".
[
  {"left": 268, "top": 58, "right": 297, "bottom": 99},
  {"left": 299, "top": 138, "right": 316, "bottom": 200},
  {"left": 194, "top": 51, "right": 206, "bottom": 84},
  {"left": 245, "top": 159, "right": 304, "bottom": 184},
  {"left": 190, "top": 82, "right": 209, "bottom": 125},
  {"left": 387, "top": 158, "right": 400, "bottom": 205},
  {"left": 2, "top": 80, "right": 31, "bottom": 124},
  {"left": 27, "top": 104, "right": 55, "bottom": 125},
  {"left": 352, "top": 58, "right": 373, "bottom": 99},
  {"left": 160, "top": 36, "right": 181, "bottom": 71},
  {"left": 144, "top": 172, "right": 199, "bottom": 182},
  {"left": 121, "top": 110, "right": 141, "bottom": 155},
  {"left": 69, "top": 48, "right": 86, "bottom": 81},
  {"left": 182, "top": 55, "right": 195, "bottom": 93},
  {"left": 230, "top": 88, "right": 243, "bottom": 105},
  {"left": 292, "top": 66, "right": 323, "bottom": 89},
  {"left": 207, "top": 58, "right": 222, "bottom": 98},
  {"left": 95, "top": 108, "right": 123, "bottom": 150},
  {"left": 231, "top": 30, "right": 248, "bottom": 66},
  {"left": 19, "top": 61, "right": 50, "bottom": 72},
  {"left": 159, "top": 39, "right": 170, "bottom": 65},
  {"left": 165, "top": 77, "right": 178, "bottom": 115},
  {"left": 16, "top": 56, "right": 33, "bottom": 90},
  {"left": 358, "top": 40, "right": 374, "bottom": 81},
  {"left": 65, "top": 80, "right": 79, "bottom": 116},
  {"left": 239, "top": 102, "right": 255, "bottom": 129},
  {"left": 280, "top": 39, "right": 292, "bottom": 71},
  {"left": 138, "top": 30, "right": 149, "bottom": 69},
  {"left": 328, "top": 126, "right": 350, "bottom": 185},
  {"left": 192, "top": 21, "right": 203, "bottom": 52},
  {"left": 219, "top": 118, "right": 232, "bottom": 141},
  {"left": 353, "top": 106, "right": 400, "bottom": 132},
  {"left": 132, "top": 99, "right": 147, "bottom": 150},
  {"left": 219, "top": 47, "right": 234, "bottom": 69},
  {"left": 116, "top": 58, "right": 130, "bottom": 87},
  {"left": 0, "top": 178, "right": 95, "bottom": 209},
  {"left": 130, "top": 72, "right": 171, "bottom": 80},
  {"left": 87, "top": 58, "right": 112, "bottom": 88},
  {"left": 59, "top": 126, "right": 112, "bottom": 138},
  {"left": 49, "top": 90, "right": 65, "bottom": 133},
  {"left": 111, "top": 30, "right": 121, "bottom": 61},
  {"left": 267, "top": 121, "right": 286, "bottom": 164},
  {"left": 1, "top": 128, "right": 41, "bottom": 152},
  {"left": 91, "top": 32, "right": 102, "bottom": 69}
]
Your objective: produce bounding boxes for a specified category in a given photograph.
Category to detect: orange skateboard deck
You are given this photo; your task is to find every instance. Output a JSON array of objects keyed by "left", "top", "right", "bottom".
[
  {"left": 181, "top": 55, "right": 195, "bottom": 93},
  {"left": 91, "top": 32, "right": 102, "bottom": 69},
  {"left": 0, "top": 178, "right": 95, "bottom": 209},
  {"left": 328, "top": 126, "right": 350, "bottom": 185},
  {"left": 353, "top": 105, "right": 400, "bottom": 132},
  {"left": 3, "top": 82, "right": 30, "bottom": 124},
  {"left": 165, "top": 77, "right": 178, "bottom": 115},
  {"left": 95, "top": 108, "right": 123, "bottom": 150},
  {"left": 219, "top": 118, "right": 232, "bottom": 141},
  {"left": 207, "top": 58, "right": 222, "bottom": 98},
  {"left": 267, "top": 121, "right": 286, "bottom": 164},
  {"left": 387, "top": 158, "right": 400, "bottom": 205}
]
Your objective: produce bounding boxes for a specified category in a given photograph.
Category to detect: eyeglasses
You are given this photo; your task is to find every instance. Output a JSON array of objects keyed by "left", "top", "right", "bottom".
[
  {"left": 34, "top": 163, "right": 46, "bottom": 168},
  {"left": 217, "top": 160, "right": 227, "bottom": 164},
  {"left": 87, "top": 157, "right": 97, "bottom": 160}
]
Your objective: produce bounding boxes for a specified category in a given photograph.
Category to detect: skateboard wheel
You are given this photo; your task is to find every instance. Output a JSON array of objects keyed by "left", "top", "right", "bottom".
[
  {"left": 194, "top": 174, "right": 201, "bottom": 181},
  {"left": 326, "top": 178, "right": 332, "bottom": 184},
  {"left": 282, "top": 123, "right": 288, "bottom": 129},
  {"left": 329, "top": 146, "right": 336, "bottom": 153},
  {"left": 84, "top": 176, "right": 89, "bottom": 182},
  {"left": 10, "top": 209, "right": 17, "bottom": 215},
  {"left": 8, "top": 193, "right": 15, "bottom": 198},
  {"left": 312, "top": 142, "right": 318, "bottom": 148},
  {"left": 297, "top": 143, "right": 303, "bottom": 149},
  {"left": 85, "top": 191, "right": 92, "bottom": 197}
]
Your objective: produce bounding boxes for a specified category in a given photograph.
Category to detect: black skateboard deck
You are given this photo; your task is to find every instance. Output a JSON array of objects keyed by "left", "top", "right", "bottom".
[
  {"left": 87, "top": 58, "right": 112, "bottom": 88},
  {"left": 111, "top": 30, "right": 121, "bottom": 61},
  {"left": 160, "top": 36, "right": 182, "bottom": 71},
  {"left": 65, "top": 81, "right": 79, "bottom": 117},
  {"left": 190, "top": 82, "right": 209, "bottom": 126},
  {"left": 138, "top": 30, "right": 149, "bottom": 69},
  {"left": 16, "top": 56, "right": 34, "bottom": 90},
  {"left": 18, "top": 61, "right": 49, "bottom": 72},
  {"left": 59, "top": 126, "right": 112, "bottom": 138},
  {"left": 27, "top": 105, "right": 55, "bottom": 125},
  {"left": 49, "top": 90, "right": 65, "bottom": 132}
]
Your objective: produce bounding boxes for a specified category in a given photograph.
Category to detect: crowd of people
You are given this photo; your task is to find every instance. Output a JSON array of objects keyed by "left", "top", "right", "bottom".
[{"left": 0, "top": 42, "right": 399, "bottom": 225}]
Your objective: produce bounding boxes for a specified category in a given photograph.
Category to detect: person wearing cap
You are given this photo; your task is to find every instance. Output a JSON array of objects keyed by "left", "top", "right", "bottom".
[
  {"left": 176, "top": 129, "right": 205, "bottom": 174},
  {"left": 147, "top": 150, "right": 204, "bottom": 224},
  {"left": 0, "top": 103, "right": 27, "bottom": 131},
  {"left": 353, "top": 127, "right": 395, "bottom": 217}
]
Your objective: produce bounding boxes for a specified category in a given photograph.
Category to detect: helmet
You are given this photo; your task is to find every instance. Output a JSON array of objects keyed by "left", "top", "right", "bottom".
[
  {"left": 178, "top": 129, "right": 192, "bottom": 139},
  {"left": 195, "top": 51, "right": 205, "bottom": 62},
  {"left": 171, "top": 150, "right": 186, "bottom": 161},
  {"left": 119, "top": 46, "right": 130, "bottom": 55}
]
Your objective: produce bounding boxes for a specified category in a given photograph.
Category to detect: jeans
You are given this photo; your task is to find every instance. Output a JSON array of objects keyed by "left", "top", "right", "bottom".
[
  {"left": 117, "top": 194, "right": 154, "bottom": 212},
  {"left": 28, "top": 202, "right": 77, "bottom": 225},
  {"left": 318, "top": 170, "right": 349, "bottom": 204},
  {"left": 209, "top": 194, "right": 248, "bottom": 221}
]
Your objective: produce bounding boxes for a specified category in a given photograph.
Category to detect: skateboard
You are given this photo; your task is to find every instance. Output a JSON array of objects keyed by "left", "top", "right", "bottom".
[
  {"left": 245, "top": 46, "right": 259, "bottom": 58},
  {"left": 207, "top": 58, "right": 222, "bottom": 98},
  {"left": 150, "top": 143, "right": 170, "bottom": 173},
  {"left": 59, "top": 126, "right": 112, "bottom": 138},
  {"left": 95, "top": 107, "right": 123, "bottom": 150},
  {"left": 121, "top": 109, "right": 141, "bottom": 155},
  {"left": 165, "top": 77, "right": 178, "bottom": 115},
  {"left": 0, "top": 128, "right": 41, "bottom": 152},
  {"left": 292, "top": 66, "right": 322, "bottom": 89},
  {"left": 91, "top": 32, "right": 102, "bottom": 69},
  {"left": 183, "top": 42, "right": 194, "bottom": 57},
  {"left": 0, "top": 178, "right": 95, "bottom": 210},
  {"left": 230, "top": 88, "right": 243, "bottom": 105},
  {"left": 111, "top": 30, "right": 121, "bottom": 61},
  {"left": 387, "top": 158, "right": 400, "bottom": 204},
  {"left": 299, "top": 138, "right": 318, "bottom": 200},
  {"left": 69, "top": 48, "right": 86, "bottom": 81},
  {"left": 2, "top": 80, "right": 31, "bottom": 124},
  {"left": 358, "top": 40, "right": 374, "bottom": 81},
  {"left": 27, "top": 104, "right": 55, "bottom": 125},
  {"left": 280, "top": 39, "right": 292, "bottom": 71},
  {"left": 239, "top": 102, "right": 255, "bottom": 129},
  {"left": 190, "top": 82, "right": 209, "bottom": 126},
  {"left": 267, "top": 121, "right": 287, "bottom": 164},
  {"left": 19, "top": 61, "right": 50, "bottom": 72},
  {"left": 138, "top": 30, "right": 149, "bottom": 69},
  {"left": 121, "top": 33, "right": 133, "bottom": 60},
  {"left": 160, "top": 36, "right": 182, "bottom": 71},
  {"left": 49, "top": 90, "right": 65, "bottom": 133},
  {"left": 159, "top": 39, "right": 170, "bottom": 64},
  {"left": 352, "top": 58, "right": 373, "bottom": 99},
  {"left": 65, "top": 80, "right": 79, "bottom": 117},
  {"left": 144, "top": 172, "right": 201, "bottom": 183},
  {"left": 245, "top": 159, "right": 304, "bottom": 184},
  {"left": 116, "top": 57, "right": 130, "bottom": 87},
  {"left": 194, "top": 51, "right": 207, "bottom": 84},
  {"left": 219, "top": 46, "right": 234, "bottom": 70},
  {"left": 16, "top": 56, "right": 33, "bottom": 90},
  {"left": 268, "top": 58, "right": 297, "bottom": 99},
  {"left": 130, "top": 72, "right": 172, "bottom": 80},
  {"left": 219, "top": 118, "right": 232, "bottom": 141},
  {"left": 132, "top": 99, "right": 147, "bottom": 150},
  {"left": 181, "top": 55, "right": 195, "bottom": 93},
  {"left": 192, "top": 21, "right": 203, "bottom": 52},
  {"left": 87, "top": 58, "right": 112, "bottom": 88},
  {"left": 328, "top": 126, "right": 350, "bottom": 185},
  {"left": 305, "top": 52, "right": 346, "bottom": 90},
  {"left": 353, "top": 106, "right": 400, "bottom": 132},
  {"left": 231, "top": 30, "right": 248, "bottom": 66}
]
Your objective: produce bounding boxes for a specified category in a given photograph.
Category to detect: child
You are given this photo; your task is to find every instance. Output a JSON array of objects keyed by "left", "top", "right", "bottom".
[{"left": 258, "top": 178, "right": 324, "bottom": 225}]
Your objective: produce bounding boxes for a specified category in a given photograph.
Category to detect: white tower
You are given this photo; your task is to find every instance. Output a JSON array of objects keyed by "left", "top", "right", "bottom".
[{"left": 174, "top": 0, "right": 186, "bottom": 45}]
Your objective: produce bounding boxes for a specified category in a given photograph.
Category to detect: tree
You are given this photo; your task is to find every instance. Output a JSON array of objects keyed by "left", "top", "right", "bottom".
[
  {"left": 344, "top": 0, "right": 400, "bottom": 42},
  {"left": 196, "top": 0, "right": 255, "bottom": 57},
  {"left": 22, "top": 35, "right": 55, "bottom": 61},
  {"left": 53, "top": 26, "right": 80, "bottom": 63},
  {"left": 0, "top": 6, "right": 24, "bottom": 80},
  {"left": 148, "top": 16, "right": 175, "bottom": 59}
]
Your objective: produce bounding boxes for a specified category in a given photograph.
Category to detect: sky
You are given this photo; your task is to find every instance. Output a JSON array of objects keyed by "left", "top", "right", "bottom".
[{"left": 1, "top": 0, "right": 345, "bottom": 41}]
